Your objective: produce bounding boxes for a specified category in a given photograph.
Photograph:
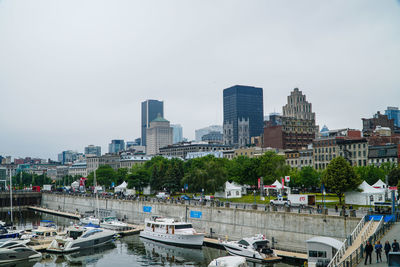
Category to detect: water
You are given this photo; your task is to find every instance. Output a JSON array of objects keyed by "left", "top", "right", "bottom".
[{"left": 0, "top": 210, "right": 302, "bottom": 267}]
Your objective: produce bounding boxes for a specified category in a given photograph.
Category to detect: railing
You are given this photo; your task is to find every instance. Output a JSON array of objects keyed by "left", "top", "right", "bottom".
[
  {"left": 335, "top": 216, "right": 391, "bottom": 267},
  {"left": 349, "top": 216, "right": 366, "bottom": 246},
  {"left": 360, "top": 218, "right": 374, "bottom": 242}
]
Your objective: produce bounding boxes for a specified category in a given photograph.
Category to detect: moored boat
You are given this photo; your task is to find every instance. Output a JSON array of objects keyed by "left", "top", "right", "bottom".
[
  {"left": 222, "top": 234, "right": 280, "bottom": 263},
  {"left": 100, "top": 216, "right": 129, "bottom": 231},
  {"left": 47, "top": 226, "right": 115, "bottom": 253},
  {"left": 0, "top": 239, "right": 42, "bottom": 264},
  {"left": 139, "top": 216, "right": 204, "bottom": 248},
  {"left": 208, "top": 256, "right": 248, "bottom": 267}
]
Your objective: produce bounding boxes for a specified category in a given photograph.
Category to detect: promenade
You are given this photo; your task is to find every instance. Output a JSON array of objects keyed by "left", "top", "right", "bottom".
[{"left": 356, "top": 222, "right": 400, "bottom": 267}]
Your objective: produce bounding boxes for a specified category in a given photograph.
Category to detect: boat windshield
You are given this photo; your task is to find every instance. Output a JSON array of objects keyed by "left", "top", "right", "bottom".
[
  {"left": 254, "top": 240, "right": 269, "bottom": 249},
  {"left": 238, "top": 240, "right": 250, "bottom": 246},
  {"left": 175, "top": 224, "right": 193, "bottom": 229},
  {"left": 69, "top": 230, "right": 83, "bottom": 239},
  {"left": 82, "top": 229, "right": 103, "bottom": 238}
]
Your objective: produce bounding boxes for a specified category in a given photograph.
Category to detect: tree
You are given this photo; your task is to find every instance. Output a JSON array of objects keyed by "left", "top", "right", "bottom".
[
  {"left": 354, "top": 165, "right": 385, "bottom": 185},
  {"left": 297, "top": 166, "right": 321, "bottom": 189},
  {"left": 227, "top": 156, "right": 259, "bottom": 185},
  {"left": 257, "top": 151, "right": 290, "bottom": 185},
  {"left": 322, "top": 157, "right": 361, "bottom": 204},
  {"left": 87, "top": 165, "right": 116, "bottom": 187},
  {"left": 127, "top": 165, "right": 150, "bottom": 192},
  {"left": 388, "top": 168, "right": 400, "bottom": 186}
]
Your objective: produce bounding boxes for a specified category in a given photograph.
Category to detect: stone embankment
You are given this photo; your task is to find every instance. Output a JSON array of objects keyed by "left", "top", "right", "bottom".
[{"left": 42, "top": 193, "right": 359, "bottom": 252}]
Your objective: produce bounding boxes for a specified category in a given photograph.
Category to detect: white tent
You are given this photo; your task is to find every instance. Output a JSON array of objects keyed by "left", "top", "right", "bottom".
[
  {"left": 345, "top": 181, "right": 385, "bottom": 206},
  {"left": 71, "top": 181, "right": 79, "bottom": 189},
  {"left": 271, "top": 180, "right": 289, "bottom": 189},
  {"left": 114, "top": 181, "right": 128, "bottom": 193},
  {"left": 224, "top": 181, "right": 243, "bottom": 198},
  {"left": 372, "top": 180, "right": 387, "bottom": 189},
  {"left": 263, "top": 180, "right": 290, "bottom": 196}
]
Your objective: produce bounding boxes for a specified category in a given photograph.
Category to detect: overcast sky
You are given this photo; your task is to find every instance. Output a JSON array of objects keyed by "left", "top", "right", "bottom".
[{"left": 1, "top": 0, "right": 399, "bottom": 160}]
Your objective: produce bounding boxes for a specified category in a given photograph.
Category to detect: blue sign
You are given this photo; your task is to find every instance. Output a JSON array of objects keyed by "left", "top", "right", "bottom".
[
  {"left": 143, "top": 206, "right": 152, "bottom": 213},
  {"left": 190, "top": 210, "right": 202, "bottom": 218}
]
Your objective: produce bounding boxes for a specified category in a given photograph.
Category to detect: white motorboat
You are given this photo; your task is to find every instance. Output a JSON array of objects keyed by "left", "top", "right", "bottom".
[
  {"left": 0, "top": 239, "right": 42, "bottom": 264},
  {"left": 208, "top": 256, "right": 248, "bottom": 267},
  {"left": 141, "top": 237, "right": 205, "bottom": 263},
  {"left": 80, "top": 216, "right": 100, "bottom": 225},
  {"left": 100, "top": 216, "right": 129, "bottom": 231},
  {"left": 222, "top": 234, "right": 280, "bottom": 263},
  {"left": 47, "top": 226, "right": 115, "bottom": 253},
  {"left": 139, "top": 216, "right": 204, "bottom": 248},
  {"left": 21, "top": 226, "right": 65, "bottom": 246}
]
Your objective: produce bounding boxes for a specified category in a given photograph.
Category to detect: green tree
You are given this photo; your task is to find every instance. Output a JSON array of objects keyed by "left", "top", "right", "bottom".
[
  {"left": 257, "top": 151, "right": 290, "bottom": 185},
  {"left": 127, "top": 164, "right": 150, "bottom": 192},
  {"left": 227, "top": 156, "right": 260, "bottom": 185},
  {"left": 388, "top": 167, "right": 400, "bottom": 186},
  {"left": 322, "top": 157, "right": 361, "bottom": 204},
  {"left": 87, "top": 165, "right": 116, "bottom": 187},
  {"left": 297, "top": 166, "right": 321, "bottom": 189},
  {"left": 163, "top": 158, "right": 184, "bottom": 193},
  {"left": 354, "top": 165, "right": 385, "bottom": 185}
]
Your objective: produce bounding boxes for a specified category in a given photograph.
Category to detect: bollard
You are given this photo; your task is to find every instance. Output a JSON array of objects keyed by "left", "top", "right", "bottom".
[
  {"left": 252, "top": 204, "right": 257, "bottom": 210},
  {"left": 272, "top": 206, "right": 277, "bottom": 212},
  {"left": 350, "top": 210, "right": 356, "bottom": 217},
  {"left": 225, "top": 202, "right": 230, "bottom": 208},
  {"left": 284, "top": 206, "right": 290, "bottom": 213},
  {"left": 323, "top": 208, "right": 328, "bottom": 215}
]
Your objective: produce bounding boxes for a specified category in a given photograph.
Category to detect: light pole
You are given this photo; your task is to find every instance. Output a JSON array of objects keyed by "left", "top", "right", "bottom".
[{"left": 253, "top": 190, "right": 256, "bottom": 205}]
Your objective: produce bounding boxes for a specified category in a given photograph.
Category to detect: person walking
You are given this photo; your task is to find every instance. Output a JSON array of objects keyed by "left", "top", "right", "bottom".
[
  {"left": 392, "top": 239, "right": 400, "bottom": 252},
  {"left": 335, "top": 204, "right": 338, "bottom": 213},
  {"left": 384, "top": 241, "right": 391, "bottom": 261},
  {"left": 375, "top": 241, "right": 383, "bottom": 263},
  {"left": 365, "top": 241, "right": 373, "bottom": 265}
]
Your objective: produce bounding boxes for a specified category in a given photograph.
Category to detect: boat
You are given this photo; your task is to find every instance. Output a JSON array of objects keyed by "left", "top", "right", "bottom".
[
  {"left": 100, "top": 216, "right": 129, "bottom": 231},
  {"left": 141, "top": 237, "right": 205, "bottom": 263},
  {"left": 208, "top": 256, "right": 248, "bottom": 267},
  {"left": 63, "top": 242, "right": 115, "bottom": 264},
  {"left": 0, "top": 239, "right": 42, "bottom": 264},
  {"left": 20, "top": 225, "right": 65, "bottom": 246},
  {"left": 46, "top": 226, "right": 115, "bottom": 253},
  {"left": 222, "top": 234, "right": 280, "bottom": 263},
  {"left": 80, "top": 216, "right": 100, "bottom": 225},
  {"left": 0, "top": 226, "right": 24, "bottom": 241},
  {"left": 139, "top": 216, "right": 204, "bottom": 248}
]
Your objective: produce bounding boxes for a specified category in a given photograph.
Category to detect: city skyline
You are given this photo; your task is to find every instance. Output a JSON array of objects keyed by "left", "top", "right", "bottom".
[{"left": 1, "top": 1, "right": 400, "bottom": 159}]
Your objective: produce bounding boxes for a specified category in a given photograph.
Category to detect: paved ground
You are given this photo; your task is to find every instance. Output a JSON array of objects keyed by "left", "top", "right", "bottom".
[{"left": 356, "top": 222, "right": 400, "bottom": 267}]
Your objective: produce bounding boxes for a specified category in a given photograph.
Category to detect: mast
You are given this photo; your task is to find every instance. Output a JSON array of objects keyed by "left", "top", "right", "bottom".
[
  {"left": 9, "top": 170, "right": 13, "bottom": 225},
  {"left": 94, "top": 171, "right": 100, "bottom": 219}
]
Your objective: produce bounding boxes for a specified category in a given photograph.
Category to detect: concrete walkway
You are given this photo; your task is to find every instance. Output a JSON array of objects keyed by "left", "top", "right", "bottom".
[{"left": 356, "top": 222, "right": 400, "bottom": 267}]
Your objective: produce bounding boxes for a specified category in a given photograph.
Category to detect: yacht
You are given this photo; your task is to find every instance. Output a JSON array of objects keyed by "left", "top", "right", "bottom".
[
  {"left": 21, "top": 226, "right": 64, "bottom": 246},
  {"left": 0, "top": 239, "right": 42, "bottom": 264},
  {"left": 0, "top": 226, "right": 23, "bottom": 241},
  {"left": 208, "top": 256, "right": 248, "bottom": 267},
  {"left": 141, "top": 237, "right": 205, "bottom": 263},
  {"left": 139, "top": 216, "right": 204, "bottom": 247},
  {"left": 80, "top": 216, "right": 100, "bottom": 225},
  {"left": 47, "top": 226, "right": 115, "bottom": 253},
  {"left": 222, "top": 234, "right": 279, "bottom": 263},
  {"left": 100, "top": 216, "right": 129, "bottom": 231}
]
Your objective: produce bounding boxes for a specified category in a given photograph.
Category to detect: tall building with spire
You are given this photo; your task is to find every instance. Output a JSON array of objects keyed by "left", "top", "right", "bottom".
[{"left": 282, "top": 88, "right": 315, "bottom": 121}]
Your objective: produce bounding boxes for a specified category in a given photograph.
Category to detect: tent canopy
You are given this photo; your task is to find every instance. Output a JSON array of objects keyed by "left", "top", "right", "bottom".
[
  {"left": 115, "top": 181, "right": 128, "bottom": 189},
  {"left": 358, "top": 181, "right": 384, "bottom": 194},
  {"left": 372, "top": 180, "right": 386, "bottom": 189},
  {"left": 225, "top": 181, "right": 242, "bottom": 190},
  {"left": 269, "top": 180, "right": 288, "bottom": 189}
]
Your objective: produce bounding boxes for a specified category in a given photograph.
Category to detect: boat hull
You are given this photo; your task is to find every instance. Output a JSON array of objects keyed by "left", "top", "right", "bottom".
[
  {"left": 47, "top": 233, "right": 115, "bottom": 253},
  {"left": 139, "top": 230, "right": 204, "bottom": 248},
  {"left": 223, "top": 244, "right": 279, "bottom": 263}
]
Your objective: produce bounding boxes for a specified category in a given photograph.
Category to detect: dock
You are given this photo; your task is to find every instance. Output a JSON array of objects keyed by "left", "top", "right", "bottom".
[
  {"left": 203, "top": 237, "right": 307, "bottom": 261},
  {"left": 27, "top": 206, "right": 81, "bottom": 220}
]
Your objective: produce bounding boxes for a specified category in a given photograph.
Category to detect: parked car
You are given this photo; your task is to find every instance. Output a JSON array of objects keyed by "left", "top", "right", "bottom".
[
  {"left": 270, "top": 196, "right": 291, "bottom": 206},
  {"left": 156, "top": 192, "right": 170, "bottom": 199},
  {"left": 181, "top": 195, "right": 191, "bottom": 200}
]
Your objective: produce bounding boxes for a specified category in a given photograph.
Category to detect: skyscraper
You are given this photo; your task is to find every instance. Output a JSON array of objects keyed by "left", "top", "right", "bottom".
[
  {"left": 141, "top": 99, "right": 164, "bottom": 146},
  {"left": 108, "top": 139, "right": 125, "bottom": 154},
  {"left": 223, "top": 85, "right": 264, "bottom": 147},
  {"left": 171, "top": 124, "right": 183, "bottom": 144},
  {"left": 195, "top": 125, "right": 222, "bottom": 141},
  {"left": 385, "top": 106, "right": 400, "bottom": 128},
  {"left": 146, "top": 114, "right": 173, "bottom": 155},
  {"left": 84, "top": 145, "right": 101, "bottom": 157}
]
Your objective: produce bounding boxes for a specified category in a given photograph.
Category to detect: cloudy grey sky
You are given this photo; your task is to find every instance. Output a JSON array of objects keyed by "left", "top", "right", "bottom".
[{"left": 1, "top": 0, "right": 399, "bottom": 160}]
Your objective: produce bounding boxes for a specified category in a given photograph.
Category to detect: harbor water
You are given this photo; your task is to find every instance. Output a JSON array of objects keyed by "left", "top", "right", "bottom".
[{"left": 0, "top": 210, "right": 302, "bottom": 267}]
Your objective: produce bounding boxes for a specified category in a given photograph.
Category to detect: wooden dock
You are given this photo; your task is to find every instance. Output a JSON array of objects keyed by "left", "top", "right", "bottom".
[
  {"left": 203, "top": 237, "right": 307, "bottom": 261},
  {"left": 27, "top": 206, "right": 81, "bottom": 220},
  {"left": 118, "top": 225, "right": 143, "bottom": 236}
]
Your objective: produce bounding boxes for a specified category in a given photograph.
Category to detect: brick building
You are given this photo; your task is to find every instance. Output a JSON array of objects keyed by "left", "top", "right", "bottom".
[{"left": 362, "top": 111, "right": 395, "bottom": 137}]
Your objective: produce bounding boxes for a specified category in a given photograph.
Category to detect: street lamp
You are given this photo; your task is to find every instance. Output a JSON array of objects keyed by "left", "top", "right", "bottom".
[{"left": 253, "top": 190, "right": 256, "bottom": 205}]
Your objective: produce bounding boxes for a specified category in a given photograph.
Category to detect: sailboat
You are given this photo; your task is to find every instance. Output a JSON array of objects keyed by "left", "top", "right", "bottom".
[
  {"left": 80, "top": 172, "right": 101, "bottom": 226},
  {"left": 0, "top": 171, "right": 24, "bottom": 240}
]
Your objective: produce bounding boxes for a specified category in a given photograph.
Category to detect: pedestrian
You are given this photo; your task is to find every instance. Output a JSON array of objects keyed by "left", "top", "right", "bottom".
[
  {"left": 384, "top": 241, "right": 391, "bottom": 261},
  {"left": 392, "top": 239, "right": 400, "bottom": 252},
  {"left": 365, "top": 241, "right": 373, "bottom": 265},
  {"left": 335, "top": 204, "right": 338, "bottom": 213},
  {"left": 375, "top": 241, "right": 382, "bottom": 263}
]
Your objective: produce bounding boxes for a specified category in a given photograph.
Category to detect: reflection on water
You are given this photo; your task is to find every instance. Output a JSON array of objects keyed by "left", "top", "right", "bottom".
[{"left": 0, "top": 210, "right": 300, "bottom": 267}]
